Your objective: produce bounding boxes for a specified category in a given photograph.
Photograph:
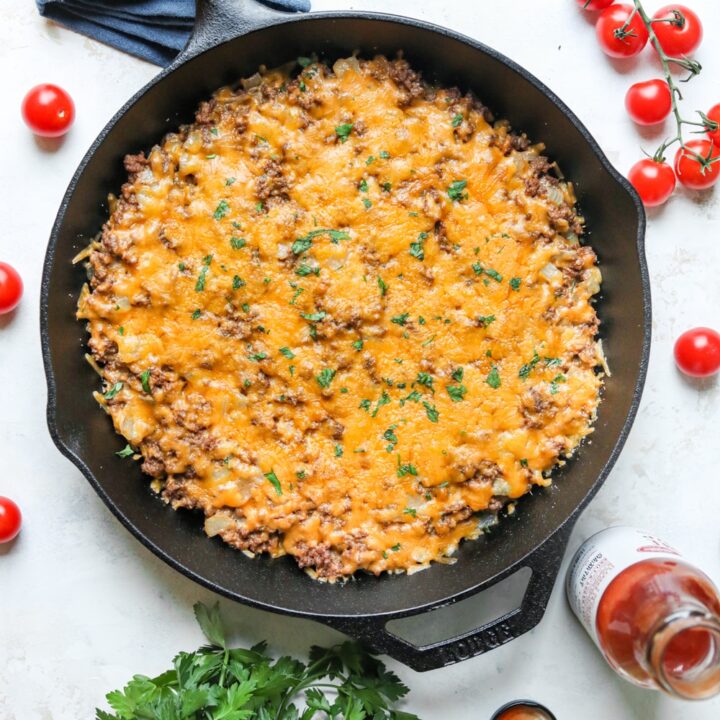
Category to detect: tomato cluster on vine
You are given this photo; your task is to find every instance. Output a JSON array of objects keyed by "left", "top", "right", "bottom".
[{"left": 577, "top": 1, "right": 720, "bottom": 206}]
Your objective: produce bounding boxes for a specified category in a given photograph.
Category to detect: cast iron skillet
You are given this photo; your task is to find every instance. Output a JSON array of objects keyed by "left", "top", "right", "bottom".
[{"left": 41, "top": 0, "right": 651, "bottom": 671}]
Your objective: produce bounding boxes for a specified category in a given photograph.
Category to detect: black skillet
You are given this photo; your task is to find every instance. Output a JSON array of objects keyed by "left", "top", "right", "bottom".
[{"left": 41, "top": 0, "right": 651, "bottom": 671}]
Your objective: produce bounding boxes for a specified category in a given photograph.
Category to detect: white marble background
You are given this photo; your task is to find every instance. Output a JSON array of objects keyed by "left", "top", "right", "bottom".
[{"left": 1, "top": 1, "right": 719, "bottom": 718}]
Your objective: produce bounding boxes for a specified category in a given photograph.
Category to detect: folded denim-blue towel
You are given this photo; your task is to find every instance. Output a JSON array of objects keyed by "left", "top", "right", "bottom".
[{"left": 36, "top": 0, "right": 311, "bottom": 67}]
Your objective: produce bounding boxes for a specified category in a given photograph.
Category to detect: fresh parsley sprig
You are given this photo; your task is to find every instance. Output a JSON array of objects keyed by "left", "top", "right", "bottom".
[{"left": 96, "top": 602, "right": 419, "bottom": 720}]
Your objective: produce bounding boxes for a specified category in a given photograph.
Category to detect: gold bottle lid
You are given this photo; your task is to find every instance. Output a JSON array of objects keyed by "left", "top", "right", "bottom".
[{"left": 491, "top": 700, "right": 556, "bottom": 720}]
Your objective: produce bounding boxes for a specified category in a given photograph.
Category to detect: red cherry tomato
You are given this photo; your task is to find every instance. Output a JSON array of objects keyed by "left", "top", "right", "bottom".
[
  {"left": 21, "top": 83, "right": 75, "bottom": 138},
  {"left": 0, "top": 497, "right": 22, "bottom": 544},
  {"left": 596, "top": 4, "right": 649, "bottom": 58},
  {"left": 652, "top": 5, "right": 703, "bottom": 56},
  {"left": 674, "top": 140, "right": 720, "bottom": 190},
  {"left": 0, "top": 262, "right": 23, "bottom": 314},
  {"left": 706, "top": 103, "right": 720, "bottom": 148},
  {"left": 674, "top": 327, "right": 720, "bottom": 378},
  {"left": 625, "top": 80, "right": 672, "bottom": 125},
  {"left": 628, "top": 159, "right": 676, "bottom": 207},
  {"left": 576, "top": 0, "right": 615, "bottom": 10}
]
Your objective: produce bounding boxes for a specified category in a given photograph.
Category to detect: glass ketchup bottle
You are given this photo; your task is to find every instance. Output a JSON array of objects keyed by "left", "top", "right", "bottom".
[{"left": 566, "top": 527, "right": 720, "bottom": 700}]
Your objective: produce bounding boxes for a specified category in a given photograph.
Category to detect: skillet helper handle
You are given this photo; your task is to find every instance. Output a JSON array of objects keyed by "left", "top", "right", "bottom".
[
  {"left": 323, "top": 526, "right": 575, "bottom": 672},
  {"left": 177, "top": 0, "right": 297, "bottom": 63}
]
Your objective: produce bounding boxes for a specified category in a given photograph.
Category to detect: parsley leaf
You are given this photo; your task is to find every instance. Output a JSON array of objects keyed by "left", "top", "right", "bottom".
[
  {"left": 486, "top": 365, "right": 501, "bottom": 389},
  {"left": 379, "top": 150, "right": 391, "bottom": 159},
  {"left": 352, "top": 339, "right": 363, "bottom": 351},
  {"left": 335, "top": 123, "right": 354, "bottom": 142},
  {"left": 451, "top": 113, "right": 464, "bottom": 128},
  {"left": 519, "top": 351, "right": 541, "bottom": 379},
  {"left": 230, "top": 236, "right": 246, "bottom": 250},
  {"left": 423, "top": 401, "right": 439, "bottom": 422},
  {"left": 476, "top": 314, "right": 496, "bottom": 327},
  {"left": 403, "top": 507, "right": 418, "bottom": 517},
  {"left": 414, "top": 372, "right": 434, "bottom": 394},
  {"left": 140, "top": 369, "right": 151, "bottom": 394},
  {"left": 447, "top": 179, "right": 468, "bottom": 202},
  {"left": 264, "top": 469, "right": 282, "bottom": 495},
  {"left": 103, "top": 382, "right": 123, "bottom": 400},
  {"left": 371, "top": 390, "right": 391, "bottom": 417},
  {"left": 378, "top": 276, "right": 388, "bottom": 296},
  {"left": 292, "top": 228, "right": 350, "bottom": 255},
  {"left": 510, "top": 276, "right": 522, "bottom": 291},
  {"left": 451, "top": 367, "right": 464, "bottom": 383},
  {"left": 446, "top": 384, "right": 467, "bottom": 402},
  {"left": 279, "top": 347, "right": 295, "bottom": 359},
  {"left": 316, "top": 368, "right": 336, "bottom": 388},
  {"left": 301, "top": 310, "right": 327, "bottom": 323},
  {"left": 295, "top": 263, "right": 319, "bottom": 277},
  {"left": 409, "top": 231, "right": 428, "bottom": 261},
  {"left": 391, "top": 313, "right": 409, "bottom": 326},
  {"left": 232, "top": 275, "right": 245, "bottom": 290},
  {"left": 213, "top": 199, "right": 229, "bottom": 220},
  {"left": 195, "top": 255, "right": 213, "bottom": 292},
  {"left": 115, "top": 444, "right": 134, "bottom": 458}
]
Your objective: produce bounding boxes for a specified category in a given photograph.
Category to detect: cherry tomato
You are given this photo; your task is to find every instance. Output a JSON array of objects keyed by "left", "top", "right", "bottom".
[
  {"left": 625, "top": 80, "right": 672, "bottom": 125},
  {"left": 21, "top": 83, "right": 75, "bottom": 138},
  {"left": 628, "top": 159, "right": 676, "bottom": 207},
  {"left": 0, "top": 497, "right": 22, "bottom": 544},
  {"left": 596, "top": 4, "right": 649, "bottom": 58},
  {"left": 706, "top": 103, "right": 720, "bottom": 148},
  {"left": 576, "top": 0, "right": 615, "bottom": 10},
  {"left": 674, "top": 327, "right": 720, "bottom": 378},
  {"left": 652, "top": 5, "right": 703, "bottom": 57},
  {"left": 0, "top": 262, "right": 23, "bottom": 314},
  {"left": 674, "top": 140, "right": 720, "bottom": 190}
]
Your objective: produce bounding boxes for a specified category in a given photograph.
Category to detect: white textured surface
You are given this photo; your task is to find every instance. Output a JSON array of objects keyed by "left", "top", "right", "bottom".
[{"left": 1, "top": 1, "right": 720, "bottom": 718}]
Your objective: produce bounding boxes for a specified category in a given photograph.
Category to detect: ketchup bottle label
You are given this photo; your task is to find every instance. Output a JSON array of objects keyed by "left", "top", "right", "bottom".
[{"left": 566, "top": 526, "right": 682, "bottom": 646}]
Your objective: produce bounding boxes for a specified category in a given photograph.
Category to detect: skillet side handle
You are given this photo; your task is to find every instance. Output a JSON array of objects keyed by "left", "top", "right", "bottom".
[
  {"left": 175, "top": 0, "right": 299, "bottom": 65},
  {"left": 323, "top": 525, "right": 575, "bottom": 672}
]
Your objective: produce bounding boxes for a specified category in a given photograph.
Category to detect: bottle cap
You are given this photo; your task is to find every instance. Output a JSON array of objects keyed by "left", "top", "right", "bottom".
[{"left": 491, "top": 700, "right": 556, "bottom": 720}]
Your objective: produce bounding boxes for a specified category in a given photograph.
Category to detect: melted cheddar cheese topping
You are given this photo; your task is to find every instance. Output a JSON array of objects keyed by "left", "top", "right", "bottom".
[{"left": 78, "top": 56, "right": 603, "bottom": 580}]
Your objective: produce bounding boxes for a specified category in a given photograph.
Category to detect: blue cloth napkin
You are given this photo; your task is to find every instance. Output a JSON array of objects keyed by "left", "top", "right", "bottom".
[{"left": 36, "top": 0, "right": 311, "bottom": 67}]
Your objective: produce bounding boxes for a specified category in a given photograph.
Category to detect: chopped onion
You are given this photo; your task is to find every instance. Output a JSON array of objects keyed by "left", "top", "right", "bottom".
[
  {"left": 204, "top": 513, "right": 234, "bottom": 537},
  {"left": 545, "top": 185, "right": 564, "bottom": 205},
  {"left": 540, "top": 262, "right": 560, "bottom": 282},
  {"left": 333, "top": 57, "right": 360, "bottom": 77},
  {"left": 241, "top": 73, "right": 262, "bottom": 90},
  {"left": 276, "top": 243, "right": 290, "bottom": 260},
  {"left": 492, "top": 478, "right": 511, "bottom": 495}
]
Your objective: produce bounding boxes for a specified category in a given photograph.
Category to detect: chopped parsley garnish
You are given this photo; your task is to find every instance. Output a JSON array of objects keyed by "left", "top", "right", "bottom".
[
  {"left": 103, "top": 382, "right": 123, "bottom": 400},
  {"left": 316, "top": 368, "right": 336, "bottom": 388},
  {"left": 476, "top": 314, "right": 496, "bottom": 327},
  {"left": 195, "top": 255, "right": 213, "bottom": 292},
  {"left": 382, "top": 182, "right": 392, "bottom": 192},
  {"left": 451, "top": 113, "right": 463, "bottom": 128},
  {"left": 397, "top": 456, "right": 419, "bottom": 477},
  {"left": 362, "top": 198, "right": 373, "bottom": 209},
  {"left": 191, "top": 309, "right": 201, "bottom": 320},
  {"left": 230, "top": 236, "right": 246, "bottom": 250},
  {"left": 301, "top": 310, "right": 327, "bottom": 322},
  {"left": 550, "top": 374, "right": 567, "bottom": 394},
  {"left": 520, "top": 458, "right": 529, "bottom": 468},
  {"left": 486, "top": 365, "right": 501, "bottom": 389},
  {"left": 241, "top": 303, "right": 250, "bottom": 313},
  {"left": 296, "top": 470, "right": 306, "bottom": 479},
  {"left": 140, "top": 369, "right": 151, "bottom": 394},
  {"left": 232, "top": 275, "right": 244, "bottom": 290},
  {"left": 292, "top": 228, "right": 350, "bottom": 255},
  {"left": 116, "top": 444, "right": 135, "bottom": 458},
  {"left": 206, "top": 154, "right": 217, "bottom": 159},
  {"left": 359, "top": 398, "right": 371, "bottom": 411},
  {"left": 279, "top": 347, "right": 295, "bottom": 359},
  {"left": 403, "top": 507, "right": 418, "bottom": 518},
  {"left": 335, "top": 444, "right": 344, "bottom": 457},
  {"left": 510, "top": 276, "right": 522, "bottom": 291},
  {"left": 415, "top": 372, "right": 434, "bottom": 393},
  {"left": 446, "top": 384, "right": 467, "bottom": 402},
  {"left": 409, "top": 231, "right": 427, "bottom": 261},
  {"left": 371, "top": 390, "right": 391, "bottom": 417},
  {"left": 264, "top": 469, "right": 282, "bottom": 495},
  {"left": 378, "top": 276, "right": 388, "bottom": 296},
  {"left": 366, "top": 155, "right": 376, "bottom": 166},
  {"left": 545, "top": 357, "right": 562, "bottom": 368},
  {"left": 213, "top": 200, "right": 229, "bottom": 220},
  {"left": 379, "top": 150, "right": 391, "bottom": 159},
  {"left": 295, "top": 263, "right": 319, "bottom": 277},
  {"left": 400, "top": 390, "right": 422, "bottom": 406},
  {"left": 383, "top": 427, "right": 399, "bottom": 450},
  {"left": 118, "top": 326, "right": 124, "bottom": 336},
  {"left": 472, "top": 263, "right": 503, "bottom": 282},
  {"left": 423, "top": 401, "right": 439, "bottom": 423},
  {"left": 390, "top": 543, "right": 401, "bottom": 552},
  {"left": 359, "top": 179, "right": 368, "bottom": 192},
  {"left": 248, "top": 352, "right": 268, "bottom": 362},
  {"left": 225, "top": 177, "right": 236, "bottom": 186},
  {"left": 178, "top": 262, "right": 186, "bottom": 272},
  {"left": 297, "top": 55, "right": 312, "bottom": 67},
  {"left": 352, "top": 339, "right": 364, "bottom": 351},
  {"left": 421, "top": 334, "right": 436, "bottom": 347},
  {"left": 335, "top": 123, "right": 354, "bottom": 142},
  {"left": 447, "top": 179, "right": 468, "bottom": 202},
  {"left": 519, "top": 351, "right": 541, "bottom": 379},
  {"left": 451, "top": 367, "right": 464, "bottom": 382},
  {"left": 391, "top": 313, "right": 409, "bottom": 326}
]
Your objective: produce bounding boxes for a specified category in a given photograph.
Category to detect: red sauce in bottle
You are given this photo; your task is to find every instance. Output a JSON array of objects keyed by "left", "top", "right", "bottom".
[{"left": 567, "top": 528, "right": 720, "bottom": 699}]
